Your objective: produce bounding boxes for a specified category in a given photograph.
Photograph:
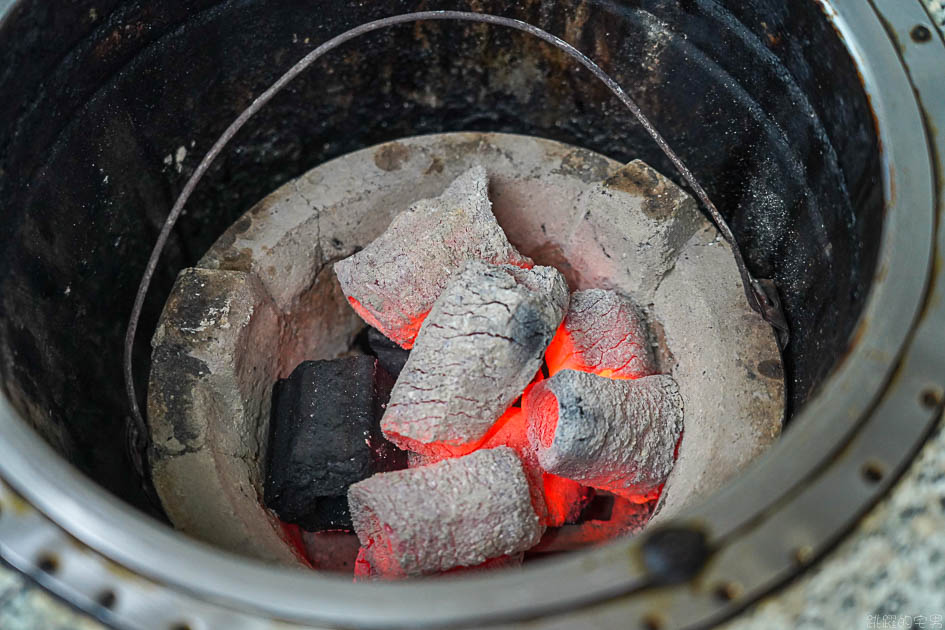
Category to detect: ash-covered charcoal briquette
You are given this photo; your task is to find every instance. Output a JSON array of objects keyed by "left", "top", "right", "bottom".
[
  {"left": 333, "top": 166, "right": 533, "bottom": 349},
  {"left": 525, "top": 370, "right": 683, "bottom": 501},
  {"left": 381, "top": 260, "right": 569, "bottom": 455},
  {"left": 545, "top": 289, "right": 656, "bottom": 379},
  {"left": 367, "top": 326, "right": 410, "bottom": 379},
  {"left": 347, "top": 446, "right": 544, "bottom": 577},
  {"left": 264, "top": 356, "right": 407, "bottom": 531}
]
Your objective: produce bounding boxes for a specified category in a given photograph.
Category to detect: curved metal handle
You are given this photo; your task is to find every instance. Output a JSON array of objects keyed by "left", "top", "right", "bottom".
[{"left": 123, "top": 10, "right": 788, "bottom": 483}]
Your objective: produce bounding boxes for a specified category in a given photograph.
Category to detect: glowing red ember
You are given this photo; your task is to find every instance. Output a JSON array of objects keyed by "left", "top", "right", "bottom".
[
  {"left": 524, "top": 370, "right": 683, "bottom": 502},
  {"left": 393, "top": 370, "right": 590, "bottom": 528},
  {"left": 381, "top": 261, "right": 568, "bottom": 454},
  {"left": 545, "top": 289, "right": 655, "bottom": 380}
]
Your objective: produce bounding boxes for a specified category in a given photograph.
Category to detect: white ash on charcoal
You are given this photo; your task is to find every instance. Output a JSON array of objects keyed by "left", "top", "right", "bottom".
[
  {"left": 525, "top": 370, "right": 683, "bottom": 501},
  {"left": 400, "top": 403, "right": 588, "bottom": 528},
  {"left": 545, "top": 289, "right": 656, "bottom": 379},
  {"left": 381, "top": 260, "right": 568, "bottom": 455},
  {"left": 264, "top": 356, "right": 407, "bottom": 531},
  {"left": 366, "top": 326, "right": 410, "bottom": 379},
  {"left": 333, "top": 166, "right": 533, "bottom": 349},
  {"left": 347, "top": 446, "right": 544, "bottom": 577}
]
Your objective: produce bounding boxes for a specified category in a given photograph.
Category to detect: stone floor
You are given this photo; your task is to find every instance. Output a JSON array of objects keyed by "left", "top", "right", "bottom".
[
  {"left": 0, "top": 561, "right": 100, "bottom": 630},
  {"left": 926, "top": 0, "right": 945, "bottom": 26},
  {"left": 721, "top": 418, "right": 945, "bottom": 630}
]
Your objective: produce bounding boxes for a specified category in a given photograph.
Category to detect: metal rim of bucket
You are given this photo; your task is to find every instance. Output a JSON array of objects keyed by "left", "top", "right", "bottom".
[{"left": 0, "top": 0, "right": 943, "bottom": 628}]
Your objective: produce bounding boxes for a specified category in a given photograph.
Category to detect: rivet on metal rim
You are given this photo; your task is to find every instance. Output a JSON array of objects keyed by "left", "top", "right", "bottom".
[
  {"left": 641, "top": 526, "right": 711, "bottom": 585},
  {"left": 910, "top": 24, "right": 932, "bottom": 42}
]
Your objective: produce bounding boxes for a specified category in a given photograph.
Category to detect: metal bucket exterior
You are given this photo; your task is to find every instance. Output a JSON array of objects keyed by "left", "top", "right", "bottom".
[{"left": 0, "top": 0, "right": 942, "bottom": 628}]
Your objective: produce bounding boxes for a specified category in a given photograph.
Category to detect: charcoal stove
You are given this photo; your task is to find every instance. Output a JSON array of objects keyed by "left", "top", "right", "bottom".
[{"left": 0, "top": 0, "right": 943, "bottom": 628}]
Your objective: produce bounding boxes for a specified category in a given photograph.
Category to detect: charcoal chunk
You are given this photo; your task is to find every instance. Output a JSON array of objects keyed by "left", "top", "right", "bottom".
[
  {"left": 367, "top": 327, "right": 410, "bottom": 379},
  {"left": 348, "top": 447, "right": 544, "bottom": 577},
  {"left": 334, "top": 166, "right": 532, "bottom": 348},
  {"left": 299, "top": 495, "right": 351, "bottom": 532},
  {"left": 545, "top": 289, "right": 655, "bottom": 379},
  {"left": 525, "top": 371, "right": 683, "bottom": 501},
  {"left": 264, "top": 356, "right": 407, "bottom": 531},
  {"left": 381, "top": 261, "right": 568, "bottom": 454}
]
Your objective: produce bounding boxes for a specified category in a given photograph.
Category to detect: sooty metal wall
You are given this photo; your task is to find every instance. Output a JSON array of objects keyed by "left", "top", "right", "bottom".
[{"left": 0, "top": 0, "right": 881, "bottom": 516}]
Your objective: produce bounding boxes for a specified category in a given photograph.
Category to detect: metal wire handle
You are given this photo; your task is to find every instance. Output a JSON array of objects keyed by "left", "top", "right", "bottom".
[{"left": 123, "top": 10, "right": 789, "bottom": 480}]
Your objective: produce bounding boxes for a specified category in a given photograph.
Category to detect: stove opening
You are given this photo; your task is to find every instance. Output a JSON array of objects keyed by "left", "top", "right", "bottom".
[{"left": 148, "top": 135, "right": 784, "bottom": 575}]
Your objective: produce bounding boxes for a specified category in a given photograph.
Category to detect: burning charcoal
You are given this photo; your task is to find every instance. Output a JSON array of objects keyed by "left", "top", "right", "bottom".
[
  {"left": 354, "top": 546, "right": 379, "bottom": 582},
  {"left": 264, "top": 356, "right": 407, "bottom": 531},
  {"left": 398, "top": 389, "right": 587, "bottom": 528},
  {"left": 470, "top": 404, "right": 588, "bottom": 528},
  {"left": 302, "top": 531, "right": 361, "bottom": 572},
  {"left": 334, "top": 166, "right": 533, "bottom": 349},
  {"left": 529, "top": 496, "right": 653, "bottom": 554},
  {"left": 545, "top": 289, "right": 655, "bottom": 379},
  {"left": 381, "top": 261, "right": 568, "bottom": 455},
  {"left": 541, "top": 473, "right": 592, "bottom": 526},
  {"left": 367, "top": 326, "right": 410, "bottom": 379},
  {"left": 525, "top": 370, "right": 683, "bottom": 501},
  {"left": 347, "top": 447, "right": 544, "bottom": 577}
]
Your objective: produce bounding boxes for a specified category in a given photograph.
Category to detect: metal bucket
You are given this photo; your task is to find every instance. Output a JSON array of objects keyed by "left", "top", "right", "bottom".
[{"left": 0, "top": 0, "right": 942, "bottom": 627}]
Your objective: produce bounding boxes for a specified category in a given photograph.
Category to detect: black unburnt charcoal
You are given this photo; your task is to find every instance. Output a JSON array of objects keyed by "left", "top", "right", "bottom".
[
  {"left": 367, "top": 327, "right": 410, "bottom": 379},
  {"left": 300, "top": 495, "right": 352, "bottom": 532},
  {"left": 264, "top": 356, "right": 407, "bottom": 531}
]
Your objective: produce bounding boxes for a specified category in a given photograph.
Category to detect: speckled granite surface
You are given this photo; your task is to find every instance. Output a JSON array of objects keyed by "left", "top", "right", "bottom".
[
  {"left": 0, "top": 561, "right": 101, "bottom": 629},
  {"left": 721, "top": 416, "right": 945, "bottom": 630},
  {"left": 925, "top": 0, "right": 945, "bottom": 26}
]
